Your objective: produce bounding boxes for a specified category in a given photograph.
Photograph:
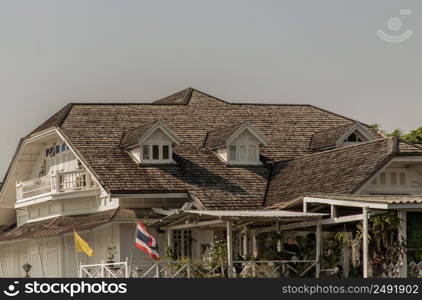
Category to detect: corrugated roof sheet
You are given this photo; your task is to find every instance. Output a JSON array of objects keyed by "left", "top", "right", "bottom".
[
  {"left": 306, "top": 194, "right": 422, "bottom": 204},
  {"left": 183, "top": 209, "right": 324, "bottom": 218},
  {"left": 0, "top": 208, "right": 138, "bottom": 242}
]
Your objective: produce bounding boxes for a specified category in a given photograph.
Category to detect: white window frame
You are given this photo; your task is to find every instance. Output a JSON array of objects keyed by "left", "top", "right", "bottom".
[
  {"left": 140, "top": 143, "right": 174, "bottom": 164},
  {"left": 227, "top": 144, "right": 260, "bottom": 165},
  {"left": 172, "top": 230, "right": 193, "bottom": 258}
]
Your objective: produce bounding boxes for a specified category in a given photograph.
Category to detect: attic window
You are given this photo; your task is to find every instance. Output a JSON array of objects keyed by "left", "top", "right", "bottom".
[
  {"left": 345, "top": 132, "right": 363, "bottom": 143},
  {"left": 206, "top": 122, "right": 268, "bottom": 166},
  {"left": 341, "top": 128, "right": 371, "bottom": 146},
  {"left": 228, "top": 145, "right": 259, "bottom": 164},
  {"left": 121, "top": 121, "right": 181, "bottom": 165},
  {"left": 142, "top": 144, "right": 172, "bottom": 163}
]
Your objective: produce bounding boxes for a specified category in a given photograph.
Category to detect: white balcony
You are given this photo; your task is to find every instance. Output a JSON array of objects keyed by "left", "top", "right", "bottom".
[{"left": 16, "top": 170, "right": 97, "bottom": 203}]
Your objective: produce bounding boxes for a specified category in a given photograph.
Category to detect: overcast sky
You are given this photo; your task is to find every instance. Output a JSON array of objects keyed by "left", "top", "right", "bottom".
[{"left": 0, "top": 0, "right": 421, "bottom": 178}]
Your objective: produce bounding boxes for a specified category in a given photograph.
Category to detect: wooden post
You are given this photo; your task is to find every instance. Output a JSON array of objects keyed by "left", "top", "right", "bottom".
[
  {"left": 398, "top": 210, "right": 407, "bottom": 278},
  {"left": 242, "top": 226, "right": 248, "bottom": 257},
  {"left": 167, "top": 230, "right": 173, "bottom": 250},
  {"left": 316, "top": 224, "right": 322, "bottom": 278},
  {"left": 330, "top": 205, "right": 338, "bottom": 218},
  {"left": 251, "top": 230, "right": 257, "bottom": 258},
  {"left": 362, "top": 207, "right": 369, "bottom": 278},
  {"left": 226, "top": 221, "right": 233, "bottom": 278}
]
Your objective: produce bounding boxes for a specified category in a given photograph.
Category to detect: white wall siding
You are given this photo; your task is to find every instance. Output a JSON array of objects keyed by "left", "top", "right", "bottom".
[{"left": 0, "top": 223, "right": 119, "bottom": 278}]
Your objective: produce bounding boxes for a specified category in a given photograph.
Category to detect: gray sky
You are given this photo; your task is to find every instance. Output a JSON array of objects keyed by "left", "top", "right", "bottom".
[{"left": 0, "top": 0, "right": 421, "bottom": 178}]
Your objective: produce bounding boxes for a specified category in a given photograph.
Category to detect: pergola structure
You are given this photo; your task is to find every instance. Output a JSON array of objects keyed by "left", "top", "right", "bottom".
[
  {"left": 300, "top": 194, "right": 422, "bottom": 278},
  {"left": 153, "top": 209, "right": 326, "bottom": 277},
  {"left": 153, "top": 194, "right": 422, "bottom": 278}
]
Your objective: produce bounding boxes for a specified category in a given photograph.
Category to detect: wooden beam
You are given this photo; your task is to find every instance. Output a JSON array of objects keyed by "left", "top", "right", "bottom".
[
  {"left": 226, "top": 221, "right": 234, "bottom": 278},
  {"left": 362, "top": 207, "right": 369, "bottom": 278},
  {"left": 304, "top": 197, "right": 389, "bottom": 209},
  {"left": 278, "top": 213, "right": 372, "bottom": 231},
  {"left": 163, "top": 219, "right": 224, "bottom": 230}
]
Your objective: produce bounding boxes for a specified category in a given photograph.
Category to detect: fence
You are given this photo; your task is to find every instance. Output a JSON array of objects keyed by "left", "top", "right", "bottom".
[{"left": 79, "top": 259, "right": 317, "bottom": 278}]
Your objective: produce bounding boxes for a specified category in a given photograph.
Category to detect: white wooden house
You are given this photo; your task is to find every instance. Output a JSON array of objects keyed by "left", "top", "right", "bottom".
[{"left": 0, "top": 88, "right": 421, "bottom": 278}]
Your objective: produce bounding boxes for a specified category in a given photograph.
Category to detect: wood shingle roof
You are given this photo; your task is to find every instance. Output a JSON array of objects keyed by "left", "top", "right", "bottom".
[{"left": 25, "top": 88, "right": 421, "bottom": 210}]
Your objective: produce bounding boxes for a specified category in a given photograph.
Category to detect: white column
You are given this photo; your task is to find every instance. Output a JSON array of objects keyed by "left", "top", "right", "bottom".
[
  {"left": 362, "top": 207, "right": 369, "bottom": 278},
  {"left": 166, "top": 230, "right": 173, "bottom": 253},
  {"left": 398, "top": 210, "right": 407, "bottom": 278},
  {"left": 251, "top": 230, "right": 257, "bottom": 258},
  {"left": 242, "top": 226, "right": 248, "bottom": 257},
  {"left": 226, "top": 221, "right": 233, "bottom": 278},
  {"left": 316, "top": 224, "right": 322, "bottom": 278}
]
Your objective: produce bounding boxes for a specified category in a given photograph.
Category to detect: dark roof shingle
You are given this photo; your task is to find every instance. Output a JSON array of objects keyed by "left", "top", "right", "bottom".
[
  {"left": 265, "top": 137, "right": 410, "bottom": 207},
  {"left": 26, "top": 88, "right": 404, "bottom": 210}
]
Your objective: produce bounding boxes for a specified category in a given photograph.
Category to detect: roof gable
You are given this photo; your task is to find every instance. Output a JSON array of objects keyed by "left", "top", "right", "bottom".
[
  {"left": 310, "top": 122, "right": 377, "bottom": 151},
  {"left": 120, "top": 120, "right": 181, "bottom": 149},
  {"left": 205, "top": 121, "right": 268, "bottom": 150}
]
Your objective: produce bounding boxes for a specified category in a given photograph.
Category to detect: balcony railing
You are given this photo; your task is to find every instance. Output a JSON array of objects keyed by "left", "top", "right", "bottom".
[{"left": 16, "top": 170, "right": 96, "bottom": 201}]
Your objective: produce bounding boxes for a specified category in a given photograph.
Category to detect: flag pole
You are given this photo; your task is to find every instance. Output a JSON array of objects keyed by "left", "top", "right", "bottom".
[
  {"left": 73, "top": 226, "right": 80, "bottom": 278},
  {"left": 128, "top": 220, "right": 137, "bottom": 277}
]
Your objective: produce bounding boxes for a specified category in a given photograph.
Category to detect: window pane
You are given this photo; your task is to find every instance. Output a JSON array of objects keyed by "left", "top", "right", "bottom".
[
  {"left": 248, "top": 145, "right": 257, "bottom": 161},
  {"left": 391, "top": 173, "right": 397, "bottom": 185},
  {"left": 400, "top": 173, "right": 406, "bottom": 185},
  {"left": 152, "top": 145, "right": 159, "bottom": 160},
  {"left": 239, "top": 145, "right": 247, "bottom": 161},
  {"left": 380, "top": 173, "right": 386, "bottom": 184},
  {"left": 229, "top": 145, "right": 237, "bottom": 161},
  {"left": 142, "top": 145, "right": 150, "bottom": 160},
  {"left": 162, "top": 145, "right": 170, "bottom": 160}
]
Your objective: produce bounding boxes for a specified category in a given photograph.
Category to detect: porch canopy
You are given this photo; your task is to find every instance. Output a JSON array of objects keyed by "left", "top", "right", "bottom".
[
  {"left": 304, "top": 194, "right": 422, "bottom": 210},
  {"left": 152, "top": 209, "right": 326, "bottom": 230}
]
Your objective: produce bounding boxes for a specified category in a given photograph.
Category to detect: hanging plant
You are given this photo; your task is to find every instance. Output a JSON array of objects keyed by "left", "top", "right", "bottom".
[{"left": 354, "top": 212, "right": 405, "bottom": 277}]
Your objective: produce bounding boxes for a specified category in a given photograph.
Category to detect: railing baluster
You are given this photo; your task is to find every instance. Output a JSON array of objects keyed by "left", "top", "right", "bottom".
[{"left": 17, "top": 170, "right": 98, "bottom": 201}]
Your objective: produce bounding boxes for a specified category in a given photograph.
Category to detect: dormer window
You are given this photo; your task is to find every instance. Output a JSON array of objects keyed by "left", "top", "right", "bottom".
[
  {"left": 142, "top": 144, "right": 171, "bottom": 162},
  {"left": 340, "top": 125, "right": 373, "bottom": 146},
  {"left": 310, "top": 122, "right": 377, "bottom": 151},
  {"left": 120, "top": 121, "right": 181, "bottom": 165},
  {"left": 205, "top": 122, "right": 268, "bottom": 166},
  {"left": 228, "top": 144, "right": 259, "bottom": 164},
  {"left": 345, "top": 132, "right": 363, "bottom": 143}
]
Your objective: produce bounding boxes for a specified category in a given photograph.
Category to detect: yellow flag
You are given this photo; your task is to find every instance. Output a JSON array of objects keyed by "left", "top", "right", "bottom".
[{"left": 74, "top": 231, "right": 94, "bottom": 257}]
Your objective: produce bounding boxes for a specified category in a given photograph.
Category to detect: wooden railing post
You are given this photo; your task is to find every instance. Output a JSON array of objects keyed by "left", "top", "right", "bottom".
[
  {"left": 316, "top": 224, "right": 322, "bottom": 278},
  {"left": 226, "top": 221, "right": 234, "bottom": 278},
  {"left": 362, "top": 207, "right": 369, "bottom": 278}
]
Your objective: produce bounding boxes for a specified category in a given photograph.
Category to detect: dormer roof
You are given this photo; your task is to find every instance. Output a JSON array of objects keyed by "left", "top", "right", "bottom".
[
  {"left": 120, "top": 120, "right": 181, "bottom": 149},
  {"left": 310, "top": 122, "right": 376, "bottom": 151},
  {"left": 205, "top": 121, "right": 269, "bottom": 150}
]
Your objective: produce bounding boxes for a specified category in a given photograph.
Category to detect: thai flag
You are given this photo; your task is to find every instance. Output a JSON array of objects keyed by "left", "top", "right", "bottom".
[{"left": 135, "top": 222, "right": 160, "bottom": 260}]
